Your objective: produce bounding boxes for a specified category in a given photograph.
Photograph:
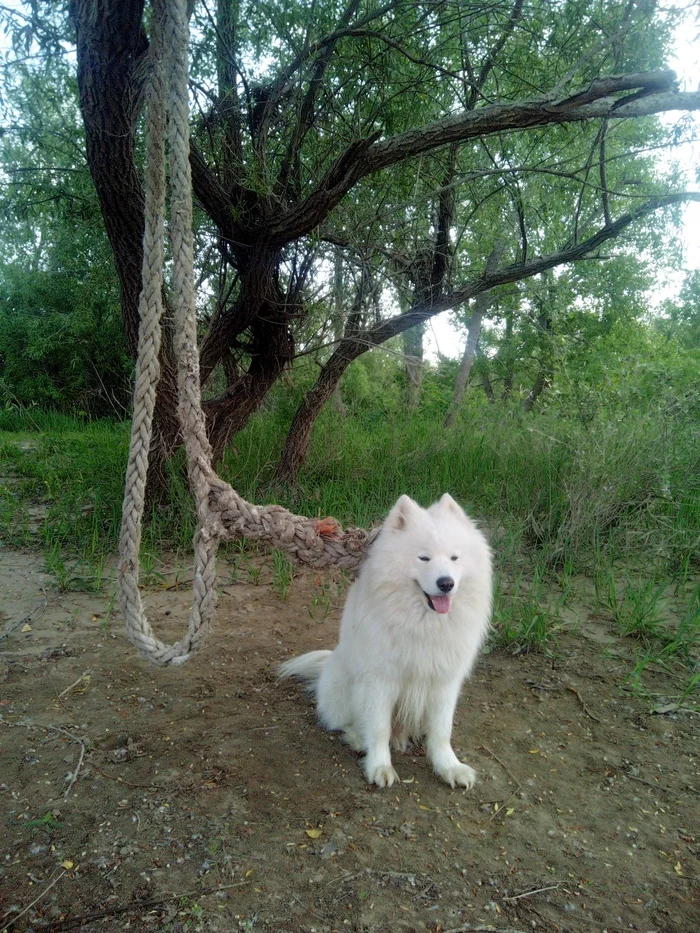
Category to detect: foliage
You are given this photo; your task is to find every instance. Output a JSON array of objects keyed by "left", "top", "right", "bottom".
[
  {"left": 0, "top": 49, "right": 130, "bottom": 415},
  {"left": 0, "top": 264, "right": 130, "bottom": 415}
]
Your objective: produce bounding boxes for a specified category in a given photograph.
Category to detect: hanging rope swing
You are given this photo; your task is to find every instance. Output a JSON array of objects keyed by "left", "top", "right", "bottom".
[{"left": 118, "top": 0, "right": 373, "bottom": 666}]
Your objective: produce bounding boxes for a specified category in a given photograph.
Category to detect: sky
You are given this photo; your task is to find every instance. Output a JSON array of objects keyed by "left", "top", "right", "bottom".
[{"left": 427, "top": 11, "right": 700, "bottom": 361}]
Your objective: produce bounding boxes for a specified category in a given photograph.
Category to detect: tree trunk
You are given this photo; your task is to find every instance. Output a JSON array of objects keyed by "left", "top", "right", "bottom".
[
  {"left": 522, "top": 305, "right": 554, "bottom": 413},
  {"left": 271, "top": 355, "right": 350, "bottom": 486},
  {"left": 403, "top": 324, "right": 425, "bottom": 410},
  {"left": 331, "top": 254, "right": 347, "bottom": 419},
  {"left": 521, "top": 367, "right": 550, "bottom": 412},
  {"left": 444, "top": 311, "right": 483, "bottom": 427},
  {"left": 445, "top": 241, "right": 504, "bottom": 426},
  {"left": 206, "top": 304, "right": 295, "bottom": 462},
  {"left": 272, "top": 257, "right": 375, "bottom": 486},
  {"left": 73, "top": 0, "right": 182, "bottom": 502},
  {"left": 502, "top": 306, "right": 514, "bottom": 401},
  {"left": 482, "top": 366, "right": 496, "bottom": 403}
]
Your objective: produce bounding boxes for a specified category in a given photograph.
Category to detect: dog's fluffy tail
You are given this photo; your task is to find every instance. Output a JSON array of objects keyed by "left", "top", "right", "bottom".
[{"left": 278, "top": 649, "right": 331, "bottom": 685}]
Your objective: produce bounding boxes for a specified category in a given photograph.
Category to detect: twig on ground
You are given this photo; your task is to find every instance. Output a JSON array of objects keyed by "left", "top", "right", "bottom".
[
  {"left": 323, "top": 871, "right": 364, "bottom": 888},
  {"left": 565, "top": 684, "right": 601, "bottom": 722},
  {"left": 87, "top": 760, "right": 165, "bottom": 790},
  {"left": 62, "top": 738, "right": 85, "bottom": 798},
  {"left": 502, "top": 881, "right": 571, "bottom": 901},
  {"left": 42, "top": 725, "right": 87, "bottom": 799},
  {"left": 476, "top": 744, "right": 522, "bottom": 819},
  {"left": 58, "top": 671, "right": 91, "bottom": 698},
  {"left": 624, "top": 772, "right": 693, "bottom": 798},
  {"left": 442, "top": 925, "right": 531, "bottom": 933},
  {"left": 1, "top": 869, "right": 66, "bottom": 930},
  {"left": 291, "top": 893, "right": 325, "bottom": 920},
  {"left": 1, "top": 719, "right": 88, "bottom": 798}
]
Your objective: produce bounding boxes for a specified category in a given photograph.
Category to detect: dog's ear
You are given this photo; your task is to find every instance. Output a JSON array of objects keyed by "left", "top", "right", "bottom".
[
  {"left": 387, "top": 494, "right": 420, "bottom": 531},
  {"left": 437, "top": 493, "right": 469, "bottom": 522}
]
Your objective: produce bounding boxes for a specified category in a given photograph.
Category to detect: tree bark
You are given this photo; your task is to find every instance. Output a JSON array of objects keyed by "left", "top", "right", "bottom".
[
  {"left": 271, "top": 353, "right": 352, "bottom": 487},
  {"left": 482, "top": 365, "right": 496, "bottom": 404},
  {"left": 403, "top": 324, "right": 425, "bottom": 410},
  {"left": 73, "top": 0, "right": 182, "bottom": 502},
  {"left": 522, "top": 291, "right": 554, "bottom": 412},
  {"left": 331, "top": 253, "right": 347, "bottom": 419},
  {"left": 205, "top": 294, "right": 296, "bottom": 462},
  {"left": 502, "top": 306, "right": 514, "bottom": 402},
  {"left": 445, "top": 241, "right": 504, "bottom": 426}
]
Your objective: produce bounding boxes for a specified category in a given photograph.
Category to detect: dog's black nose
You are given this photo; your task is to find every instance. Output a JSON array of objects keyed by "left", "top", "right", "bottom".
[{"left": 437, "top": 576, "right": 454, "bottom": 593}]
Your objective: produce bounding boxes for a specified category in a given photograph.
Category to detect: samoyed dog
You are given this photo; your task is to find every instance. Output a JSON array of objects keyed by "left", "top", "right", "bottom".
[{"left": 279, "top": 493, "right": 492, "bottom": 789}]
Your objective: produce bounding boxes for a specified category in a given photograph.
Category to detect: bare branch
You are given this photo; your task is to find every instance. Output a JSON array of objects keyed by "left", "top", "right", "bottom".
[
  {"left": 599, "top": 119, "right": 612, "bottom": 226},
  {"left": 332, "top": 192, "right": 700, "bottom": 358},
  {"left": 469, "top": 0, "right": 524, "bottom": 106},
  {"left": 278, "top": 0, "right": 363, "bottom": 194}
]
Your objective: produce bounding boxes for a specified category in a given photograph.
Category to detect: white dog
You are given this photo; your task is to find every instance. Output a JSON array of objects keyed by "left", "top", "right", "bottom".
[{"left": 279, "top": 494, "right": 492, "bottom": 789}]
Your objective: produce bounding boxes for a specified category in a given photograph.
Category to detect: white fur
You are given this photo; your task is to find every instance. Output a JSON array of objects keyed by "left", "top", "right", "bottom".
[{"left": 278, "top": 493, "right": 492, "bottom": 788}]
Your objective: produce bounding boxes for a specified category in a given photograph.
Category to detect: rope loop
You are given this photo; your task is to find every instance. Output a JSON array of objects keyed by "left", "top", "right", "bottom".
[{"left": 117, "top": 0, "right": 372, "bottom": 665}]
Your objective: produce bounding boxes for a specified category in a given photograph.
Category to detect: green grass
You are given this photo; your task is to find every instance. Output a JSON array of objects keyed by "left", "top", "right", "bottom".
[
  {"left": 2, "top": 401, "right": 698, "bottom": 575},
  {"left": 1, "top": 399, "right": 698, "bottom": 696},
  {"left": 491, "top": 566, "right": 569, "bottom": 653}
]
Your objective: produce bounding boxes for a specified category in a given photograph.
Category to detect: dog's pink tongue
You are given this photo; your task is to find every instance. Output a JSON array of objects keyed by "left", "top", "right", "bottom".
[{"left": 431, "top": 595, "right": 451, "bottom": 614}]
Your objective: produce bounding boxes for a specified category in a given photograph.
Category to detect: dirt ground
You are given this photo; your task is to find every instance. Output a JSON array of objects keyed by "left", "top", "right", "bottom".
[{"left": 0, "top": 547, "right": 698, "bottom": 933}]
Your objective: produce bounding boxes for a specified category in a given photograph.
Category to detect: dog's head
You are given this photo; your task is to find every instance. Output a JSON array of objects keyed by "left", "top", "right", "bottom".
[{"left": 376, "top": 493, "right": 485, "bottom": 615}]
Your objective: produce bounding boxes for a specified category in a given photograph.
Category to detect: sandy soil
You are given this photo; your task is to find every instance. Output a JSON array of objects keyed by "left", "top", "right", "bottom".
[{"left": 0, "top": 547, "right": 698, "bottom": 933}]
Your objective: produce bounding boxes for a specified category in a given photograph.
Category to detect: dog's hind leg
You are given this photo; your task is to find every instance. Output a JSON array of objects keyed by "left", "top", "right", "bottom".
[
  {"left": 342, "top": 726, "right": 364, "bottom": 752},
  {"left": 424, "top": 681, "right": 476, "bottom": 789},
  {"left": 391, "top": 723, "right": 411, "bottom": 753},
  {"left": 316, "top": 654, "right": 352, "bottom": 732}
]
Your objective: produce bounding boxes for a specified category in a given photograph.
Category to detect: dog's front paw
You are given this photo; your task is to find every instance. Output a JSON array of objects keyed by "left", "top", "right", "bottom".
[
  {"left": 436, "top": 762, "right": 477, "bottom": 789},
  {"left": 365, "top": 763, "right": 400, "bottom": 788}
]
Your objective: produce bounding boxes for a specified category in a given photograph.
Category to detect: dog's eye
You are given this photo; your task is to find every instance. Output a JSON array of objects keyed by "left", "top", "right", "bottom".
[
  {"left": 451, "top": 555, "right": 459, "bottom": 561},
  {"left": 418, "top": 555, "right": 430, "bottom": 562}
]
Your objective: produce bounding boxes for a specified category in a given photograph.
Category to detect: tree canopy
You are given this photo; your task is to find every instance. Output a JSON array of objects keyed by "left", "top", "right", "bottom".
[{"left": 1, "top": 0, "right": 698, "bottom": 482}]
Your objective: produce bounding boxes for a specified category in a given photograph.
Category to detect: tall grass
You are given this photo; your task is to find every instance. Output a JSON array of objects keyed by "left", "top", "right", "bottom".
[
  {"left": 1, "top": 399, "right": 698, "bottom": 577},
  {"left": 1, "top": 397, "right": 698, "bottom": 694}
]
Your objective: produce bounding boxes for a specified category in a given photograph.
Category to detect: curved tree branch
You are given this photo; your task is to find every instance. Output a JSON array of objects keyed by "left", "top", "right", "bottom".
[
  {"left": 264, "top": 70, "right": 699, "bottom": 245},
  {"left": 271, "top": 191, "right": 700, "bottom": 484}
]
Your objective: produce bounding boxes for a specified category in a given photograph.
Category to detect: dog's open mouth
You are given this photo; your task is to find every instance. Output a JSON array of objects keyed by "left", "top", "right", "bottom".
[{"left": 423, "top": 591, "right": 451, "bottom": 614}]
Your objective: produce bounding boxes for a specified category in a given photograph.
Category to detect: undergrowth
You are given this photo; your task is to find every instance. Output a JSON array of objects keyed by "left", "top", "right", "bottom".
[{"left": 1, "top": 398, "right": 698, "bottom": 696}]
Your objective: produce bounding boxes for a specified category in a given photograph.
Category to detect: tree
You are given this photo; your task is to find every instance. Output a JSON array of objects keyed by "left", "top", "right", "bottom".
[
  {"left": 6, "top": 1, "right": 700, "bottom": 486},
  {"left": 0, "top": 45, "right": 130, "bottom": 414},
  {"left": 444, "top": 240, "right": 504, "bottom": 426}
]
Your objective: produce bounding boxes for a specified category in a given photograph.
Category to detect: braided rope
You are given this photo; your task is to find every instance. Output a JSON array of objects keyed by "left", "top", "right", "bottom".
[{"left": 118, "top": 0, "right": 374, "bottom": 666}]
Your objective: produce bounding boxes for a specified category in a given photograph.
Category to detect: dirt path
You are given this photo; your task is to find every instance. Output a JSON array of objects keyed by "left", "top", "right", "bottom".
[{"left": 0, "top": 547, "right": 698, "bottom": 932}]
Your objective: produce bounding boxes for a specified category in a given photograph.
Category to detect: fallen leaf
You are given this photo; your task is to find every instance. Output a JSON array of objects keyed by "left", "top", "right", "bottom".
[
  {"left": 245, "top": 869, "right": 253, "bottom": 877},
  {"left": 305, "top": 828, "right": 323, "bottom": 839},
  {"left": 674, "top": 862, "right": 683, "bottom": 876},
  {"left": 506, "top": 808, "right": 515, "bottom": 816},
  {"left": 61, "top": 860, "right": 74, "bottom": 870},
  {"left": 21, "top": 623, "right": 32, "bottom": 633}
]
